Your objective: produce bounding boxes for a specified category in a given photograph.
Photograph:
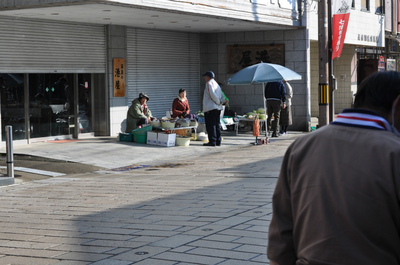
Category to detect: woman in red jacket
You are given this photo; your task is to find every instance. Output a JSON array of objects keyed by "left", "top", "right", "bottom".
[{"left": 172, "top": 88, "right": 191, "bottom": 118}]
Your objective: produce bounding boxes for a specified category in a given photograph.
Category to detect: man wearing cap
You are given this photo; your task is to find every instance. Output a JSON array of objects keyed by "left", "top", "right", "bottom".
[
  {"left": 125, "top": 92, "right": 153, "bottom": 133},
  {"left": 202, "top": 71, "right": 227, "bottom": 146}
]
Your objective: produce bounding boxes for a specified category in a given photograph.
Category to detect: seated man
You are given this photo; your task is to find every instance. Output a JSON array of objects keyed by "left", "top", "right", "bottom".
[{"left": 125, "top": 92, "right": 152, "bottom": 132}]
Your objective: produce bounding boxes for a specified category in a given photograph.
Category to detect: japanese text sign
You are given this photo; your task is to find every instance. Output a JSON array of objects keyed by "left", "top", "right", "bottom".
[
  {"left": 113, "top": 58, "right": 125, "bottom": 97},
  {"left": 227, "top": 44, "right": 285, "bottom": 74}
]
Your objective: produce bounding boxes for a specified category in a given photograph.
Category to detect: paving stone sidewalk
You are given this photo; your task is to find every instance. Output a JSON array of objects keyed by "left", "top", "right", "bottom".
[{"left": 0, "top": 133, "right": 303, "bottom": 264}]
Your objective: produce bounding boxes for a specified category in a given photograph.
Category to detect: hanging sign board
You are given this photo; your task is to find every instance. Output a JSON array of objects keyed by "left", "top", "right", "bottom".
[
  {"left": 113, "top": 58, "right": 125, "bottom": 97},
  {"left": 386, "top": 59, "right": 396, "bottom": 71}
]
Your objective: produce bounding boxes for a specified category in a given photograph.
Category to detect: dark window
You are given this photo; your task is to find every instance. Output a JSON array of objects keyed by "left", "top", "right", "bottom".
[
  {"left": 0, "top": 74, "right": 25, "bottom": 140},
  {"left": 361, "top": 0, "right": 370, "bottom": 11},
  {"left": 375, "top": 0, "right": 384, "bottom": 14}
]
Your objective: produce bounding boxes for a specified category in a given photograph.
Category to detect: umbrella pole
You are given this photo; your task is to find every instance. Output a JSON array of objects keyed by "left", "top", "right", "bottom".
[{"left": 262, "top": 83, "right": 268, "bottom": 139}]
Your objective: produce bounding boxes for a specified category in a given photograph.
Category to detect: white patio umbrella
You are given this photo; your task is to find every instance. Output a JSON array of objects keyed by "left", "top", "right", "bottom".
[{"left": 226, "top": 62, "right": 302, "bottom": 137}]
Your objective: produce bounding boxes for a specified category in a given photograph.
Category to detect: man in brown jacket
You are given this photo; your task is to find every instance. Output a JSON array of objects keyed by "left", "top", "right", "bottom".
[{"left": 267, "top": 71, "right": 400, "bottom": 265}]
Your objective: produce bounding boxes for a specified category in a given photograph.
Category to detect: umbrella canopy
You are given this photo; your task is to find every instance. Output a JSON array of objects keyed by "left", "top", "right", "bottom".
[
  {"left": 226, "top": 62, "right": 302, "bottom": 85},
  {"left": 226, "top": 62, "right": 301, "bottom": 139}
]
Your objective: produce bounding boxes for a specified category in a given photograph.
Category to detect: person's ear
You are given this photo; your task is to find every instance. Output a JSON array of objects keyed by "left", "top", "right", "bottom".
[
  {"left": 392, "top": 95, "right": 400, "bottom": 126},
  {"left": 394, "top": 95, "right": 400, "bottom": 114}
]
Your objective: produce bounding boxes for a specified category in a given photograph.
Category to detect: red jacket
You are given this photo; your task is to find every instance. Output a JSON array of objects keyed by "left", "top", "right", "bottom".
[{"left": 172, "top": 97, "right": 190, "bottom": 118}]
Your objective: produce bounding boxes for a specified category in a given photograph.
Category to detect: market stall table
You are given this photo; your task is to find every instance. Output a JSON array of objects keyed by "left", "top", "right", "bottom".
[
  {"left": 167, "top": 126, "right": 198, "bottom": 140},
  {"left": 236, "top": 118, "right": 266, "bottom": 136}
]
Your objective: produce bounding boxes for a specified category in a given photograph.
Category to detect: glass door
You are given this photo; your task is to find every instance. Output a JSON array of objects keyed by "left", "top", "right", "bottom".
[
  {"left": 29, "top": 73, "right": 74, "bottom": 138},
  {"left": 77, "top": 74, "right": 93, "bottom": 134},
  {"left": 0, "top": 74, "right": 25, "bottom": 141},
  {"left": 1, "top": 72, "right": 102, "bottom": 142}
]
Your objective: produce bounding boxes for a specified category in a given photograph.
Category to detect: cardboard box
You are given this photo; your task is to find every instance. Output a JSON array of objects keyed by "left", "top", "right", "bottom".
[
  {"left": 157, "top": 133, "right": 176, "bottom": 147},
  {"left": 146, "top": 131, "right": 158, "bottom": 145}
]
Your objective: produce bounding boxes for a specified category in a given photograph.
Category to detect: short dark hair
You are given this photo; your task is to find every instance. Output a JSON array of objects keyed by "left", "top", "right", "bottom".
[
  {"left": 179, "top": 88, "right": 186, "bottom": 94},
  {"left": 354, "top": 71, "right": 400, "bottom": 113}
]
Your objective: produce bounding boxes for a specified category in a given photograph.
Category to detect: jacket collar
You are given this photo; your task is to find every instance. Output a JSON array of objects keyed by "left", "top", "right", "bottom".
[{"left": 332, "top": 109, "right": 391, "bottom": 131}]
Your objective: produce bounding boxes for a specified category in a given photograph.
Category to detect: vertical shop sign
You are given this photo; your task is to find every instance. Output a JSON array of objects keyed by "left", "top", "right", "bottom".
[
  {"left": 113, "top": 58, "right": 125, "bottom": 97},
  {"left": 332, "top": 0, "right": 352, "bottom": 59},
  {"left": 386, "top": 59, "right": 396, "bottom": 71},
  {"left": 378, "top": 55, "right": 385, "bottom": 71}
]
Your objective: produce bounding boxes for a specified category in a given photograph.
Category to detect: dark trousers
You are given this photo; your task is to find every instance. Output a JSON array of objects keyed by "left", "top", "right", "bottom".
[
  {"left": 137, "top": 118, "right": 147, "bottom": 127},
  {"left": 204, "top": 109, "right": 221, "bottom": 145},
  {"left": 267, "top": 100, "right": 281, "bottom": 134}
]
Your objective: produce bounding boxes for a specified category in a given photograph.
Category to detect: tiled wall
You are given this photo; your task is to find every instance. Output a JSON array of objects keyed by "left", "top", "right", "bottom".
[
  {"left": 310, "top": 42, "right": 357, "bottom": 117},
  {"left": 107, "top": 25, "right": 129, "bottom": 136},
  {"left": 200, "top": 29, "right": 310, "bottom": 131}
]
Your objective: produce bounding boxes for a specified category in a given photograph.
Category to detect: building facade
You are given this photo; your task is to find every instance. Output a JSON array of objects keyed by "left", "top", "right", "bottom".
[
  {"left": 308, "top": 0, "right": 385, "bottom": 117},
  {"left": 0, "top": 0, "right": 385, "bottom": 144}
]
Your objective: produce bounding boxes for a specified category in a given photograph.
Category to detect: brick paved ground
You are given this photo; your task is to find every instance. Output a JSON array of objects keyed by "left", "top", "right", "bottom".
[{"left": 0, "top": 133, "right": 301, "bottom": 264}]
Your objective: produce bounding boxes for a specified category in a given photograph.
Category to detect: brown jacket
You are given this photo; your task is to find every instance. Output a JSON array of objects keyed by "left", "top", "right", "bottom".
[
  {"left": 268, "top": 123, "right": 400, "bottom": 265},
  {"left": 172, "top": 97, "right": 190, "bottom": 118}
]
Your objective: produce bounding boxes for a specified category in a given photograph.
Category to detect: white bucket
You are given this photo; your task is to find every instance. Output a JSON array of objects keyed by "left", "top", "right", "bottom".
[
  {"left": 161, "top": 121, "right": 176, "bottom": 129},
  {"left": 175, "top": 137, "right": 191, "bottom": 146},
  {"left": 151, "top": 120, "right": 161, "bottom": 127}
]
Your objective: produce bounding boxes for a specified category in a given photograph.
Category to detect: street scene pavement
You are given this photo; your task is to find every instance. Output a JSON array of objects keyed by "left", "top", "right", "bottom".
[{"left": 0, "top": 131, "right": 305, "bottom": 264}]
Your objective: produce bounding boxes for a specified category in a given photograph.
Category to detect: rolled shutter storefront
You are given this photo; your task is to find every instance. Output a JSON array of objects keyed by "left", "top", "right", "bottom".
[
  {"left": 127, "top": 28, "right": 200, "bottom": 118},
  {"left": 0, "top": 16, "right": 105, "bottom": 73}
]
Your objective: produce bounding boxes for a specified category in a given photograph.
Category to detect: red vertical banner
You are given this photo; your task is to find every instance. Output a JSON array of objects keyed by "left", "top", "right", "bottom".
[
  {"left": 113, "top": 58, "right": 125, "bottom": 97},
  {"left": 332, "top": 0, "right": 352, "bottom": 59},
  {"left": 378, "top": 55, "right": 386, "bottom": 71},
  {"left": 397, "top": 0, "right": 400, "bottom": 32}
]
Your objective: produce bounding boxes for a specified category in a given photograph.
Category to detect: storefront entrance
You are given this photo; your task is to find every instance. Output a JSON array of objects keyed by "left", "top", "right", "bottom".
[{"left": 0, "top": 73, "right": 106, "bottom": 142}]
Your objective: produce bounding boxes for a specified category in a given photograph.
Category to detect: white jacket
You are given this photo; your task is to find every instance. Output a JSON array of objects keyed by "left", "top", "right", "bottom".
[
  {"left": 203, "top": 79, "right": 225, "bottom": 113},
  {"left": 285, "top": 82, "right": 293, "bottom": 106}
]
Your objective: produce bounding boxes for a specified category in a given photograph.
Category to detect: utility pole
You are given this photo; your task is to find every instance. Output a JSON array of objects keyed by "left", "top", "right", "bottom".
[
  {"left": 328, "top": 0, "right": 335, "bottom": 122},
  {"left": 318, "top": 0, "right": 329, "bottom": 126}
]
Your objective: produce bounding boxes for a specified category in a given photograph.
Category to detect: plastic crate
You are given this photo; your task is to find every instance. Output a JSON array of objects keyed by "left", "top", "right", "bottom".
[
  {"left": 132, "top": 125, "right": 153, "bottom": 134},
  {"left": 133, "top": 133, "right": 147, "bottom": 143},
  {"left": 119, "top": 133, "right": 133, "bottom": 142}
]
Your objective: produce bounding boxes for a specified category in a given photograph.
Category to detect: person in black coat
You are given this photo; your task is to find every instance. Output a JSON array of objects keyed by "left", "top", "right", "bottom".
[{"left": 264, "top": 81, "right": 286, "bottom": 137}]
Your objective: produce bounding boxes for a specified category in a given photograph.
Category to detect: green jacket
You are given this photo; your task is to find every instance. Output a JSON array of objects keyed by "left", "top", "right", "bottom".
[{"left": 125, "top": 98, "right": 152, "bottom": 132}]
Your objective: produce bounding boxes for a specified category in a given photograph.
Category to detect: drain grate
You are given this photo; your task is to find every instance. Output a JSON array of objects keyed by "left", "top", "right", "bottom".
[
  {"left": 110, "top": 165, "right": 150, "bottom": 172},
  {"left": 110, "top": 162, "right": 193, "bottom": 172},
  {"left": 152, "top": 162, "right": 193, "bottom": 168}
]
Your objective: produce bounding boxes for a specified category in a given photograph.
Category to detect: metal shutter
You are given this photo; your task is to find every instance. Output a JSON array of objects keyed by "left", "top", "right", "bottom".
[
  {"left": 126, "top": 28, "right": 200, "bottom": 118},
  {"left": 0, "top": 16, "right": 105, "bottom": 73}
]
